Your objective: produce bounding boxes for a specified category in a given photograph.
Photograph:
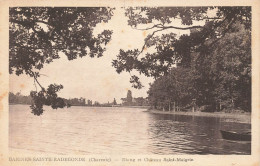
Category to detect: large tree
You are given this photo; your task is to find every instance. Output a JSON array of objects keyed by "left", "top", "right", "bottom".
[
  {"left": 206, "top": 22, "right": 251, "bottom": 111},
  {"left": 9, "top": 7, "right": 114, "bottom": 115},
  {"left": 112, "top": 7, "right": 251, "bottom": 88},
  {"left": 148, "top": 66, "right": 193, "bottom": 110},
  {"left": 147, "top": 21, "right": 251, "bottom": 112}
]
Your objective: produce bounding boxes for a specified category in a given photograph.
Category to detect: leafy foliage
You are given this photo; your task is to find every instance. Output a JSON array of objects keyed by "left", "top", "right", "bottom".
[
  {"left": 10, "top": 7, "right": 113, "bottom": 75},
  {"left": 148, "top": 22, "right": 251, "bottom": 112},
  {"left": 9, "top": 7, "right": 114, "bottom": 115},
  {"left": 112, "top": 7, "right": 251, "bottom": 85},
  {"left": 148, "top": 67, "right": 193, "bottom": 110},
  {"left": 30, "top": 84, "right": 67, "bottom": 116}
]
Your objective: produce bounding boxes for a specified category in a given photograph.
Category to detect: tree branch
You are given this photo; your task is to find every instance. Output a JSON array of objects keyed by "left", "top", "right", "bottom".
[
  {"left": 133, "top": 24, "right": 204, "bottom": 55},
  {"left": 10, "top": 18, "right": 52, "bottom": 27},
  {"left": 33, "top": 78, "right": 38, "bottom": 92},
  {"left": 28, "top": 70, "right": 45, "bottom": 91},
  {"left": 35, "top": 20, "right": 52, "bottom": 26},
  {"left": 139, "top": 29, "right": 164, "bottom": 53},
  {"left": 158, "top": 25, "right": 203, "bottom": 30},
  {"left": 132, "top": 24, "right": 164, "bottom": 30},
  {"left": 133, "top": 23, "right": 203, "bottom": 31},
  {"left": 132, "top": 16, "right": 229, "bottom": 55},
  {"left": 12, "top": 45, "right": 66, "bottom": 50},
  {"left": 207, "top": 17, "right": 236, "bottom": 48}
]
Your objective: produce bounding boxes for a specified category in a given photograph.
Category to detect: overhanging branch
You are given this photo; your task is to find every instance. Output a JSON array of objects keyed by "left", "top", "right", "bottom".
[
  {"left": 28, "top": 70, "right": 45, "bottom": 91},
  {"left": 133, "top": 23, "right": 203, "bottom": 31}
]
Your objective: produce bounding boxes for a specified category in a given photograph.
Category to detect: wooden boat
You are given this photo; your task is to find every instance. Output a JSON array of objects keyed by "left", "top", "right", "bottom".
[{"left": 220, "top": 130, "right": 251, "bottom": 141}]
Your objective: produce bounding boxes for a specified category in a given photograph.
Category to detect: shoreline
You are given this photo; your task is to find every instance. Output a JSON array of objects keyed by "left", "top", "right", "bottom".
[
  {"left": 9, "top": 103, "right": 149, "bottom": 109},
  {"left": 148, "top": 110, "right": 251, "bottom": 124}
]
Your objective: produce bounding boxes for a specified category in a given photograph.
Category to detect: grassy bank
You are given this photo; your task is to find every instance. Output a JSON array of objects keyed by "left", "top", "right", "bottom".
[{"left": 148, "top": 110, "right": 251, "bottom": 124}]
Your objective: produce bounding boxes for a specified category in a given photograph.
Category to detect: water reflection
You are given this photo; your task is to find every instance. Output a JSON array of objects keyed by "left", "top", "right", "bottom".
[
  {"left": 9, "top": 105, "right": 250, "bottom": 155},
  {"left": 147, "top": 113, "right": 251, "bottom": 154}
]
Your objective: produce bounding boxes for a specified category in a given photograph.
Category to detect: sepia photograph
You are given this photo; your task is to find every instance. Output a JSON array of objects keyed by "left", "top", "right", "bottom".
[{"left": 1, "top": 1, "right": 260, "bottom": 166}]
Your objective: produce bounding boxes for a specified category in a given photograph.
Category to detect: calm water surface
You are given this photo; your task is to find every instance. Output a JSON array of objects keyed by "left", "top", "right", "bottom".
[{"left": 9, "top": 105, "right": 251, "bottom": 155}]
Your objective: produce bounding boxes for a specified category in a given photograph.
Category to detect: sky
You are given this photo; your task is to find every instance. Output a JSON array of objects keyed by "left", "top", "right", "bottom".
[{"left": 9, "top": 7, "right": 207, "bottom": 104}]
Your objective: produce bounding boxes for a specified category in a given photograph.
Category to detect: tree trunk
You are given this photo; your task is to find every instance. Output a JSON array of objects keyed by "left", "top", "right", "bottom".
[{"left": 173, "top": 101, "right": 176, "bottom": 112}]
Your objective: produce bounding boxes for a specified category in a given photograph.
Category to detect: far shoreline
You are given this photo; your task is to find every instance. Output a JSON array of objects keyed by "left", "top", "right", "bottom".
[
  {"left": 148, "top": 109, "right": 251, "bottom": 124},
  {"left": 9, "top": 103, "right": 149, "bottom": 109}
]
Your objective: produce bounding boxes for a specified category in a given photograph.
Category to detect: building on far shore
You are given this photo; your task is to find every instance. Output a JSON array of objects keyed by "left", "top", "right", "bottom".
[{"left": 121, "top": 90, "right": 149, "bottom": 106}]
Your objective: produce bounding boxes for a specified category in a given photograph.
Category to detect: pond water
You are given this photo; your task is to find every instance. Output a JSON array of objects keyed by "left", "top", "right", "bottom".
[{"left": 9, "top": 105, "right": 251, "bottom": 155}]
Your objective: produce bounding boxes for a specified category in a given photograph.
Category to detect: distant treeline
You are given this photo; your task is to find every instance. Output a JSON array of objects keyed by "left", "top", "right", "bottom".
[
  {"left": 64, "top": 97, "right": 86, "bottom": 106},
  {"left": 9, "top": 92, "right": 33, "bottom": 105},
  {"left": 64, "top": 98, "right": 115, "bottom": 107},
  {"left": 9, "top": 92, "right": 117, "bottom": 107},
  {"left": 9, "top": 92, "right": 150, "bottom": 108}
]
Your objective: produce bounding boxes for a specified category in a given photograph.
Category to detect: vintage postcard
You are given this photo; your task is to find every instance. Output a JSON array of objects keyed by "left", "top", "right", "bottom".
[{"left": 0, "top": 0, "right": 259, "bottom": 166}]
